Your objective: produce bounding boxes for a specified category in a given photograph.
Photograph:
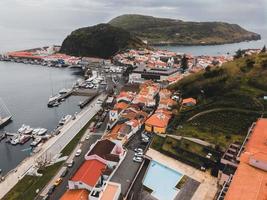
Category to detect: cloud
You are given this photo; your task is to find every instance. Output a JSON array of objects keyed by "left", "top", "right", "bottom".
[{"left": 0, "top": 0, "right": 266, "bottom": 51}]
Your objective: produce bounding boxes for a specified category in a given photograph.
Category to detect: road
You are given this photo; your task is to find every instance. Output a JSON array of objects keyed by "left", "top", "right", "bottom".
[
  {"left": 38, "top": 108, "right": 110, "bottom": 200},
  {"left": 41, "top": 134, "right": 102, "bottom": 200}
]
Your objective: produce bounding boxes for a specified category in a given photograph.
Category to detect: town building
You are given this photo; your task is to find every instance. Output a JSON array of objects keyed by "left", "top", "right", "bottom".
[
  {"left": 222, "top": 118, "right": 267, "bottom": 200},
  {"left": 60, "top": 189, "right": 89, "bottom": 200}
]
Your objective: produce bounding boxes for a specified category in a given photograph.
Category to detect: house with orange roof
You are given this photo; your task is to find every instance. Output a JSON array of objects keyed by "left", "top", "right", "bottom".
[
  {"left": 60, "top": 189, "right": 89, "bottom": 200},
  {"left": 222, "top": 118, "right": 267, "bottom": 200},
  {"left": 145, "top": 111, "right": 171, "bottom": 134},
  {"left": 116, "top": 91, "right": 135, "bottom": 103},
  {"left": 181, "top": 98, "right": 197, "bottom": 107},
  {"left": 68, "top": 159, "right": 107, "bottom": 191}
]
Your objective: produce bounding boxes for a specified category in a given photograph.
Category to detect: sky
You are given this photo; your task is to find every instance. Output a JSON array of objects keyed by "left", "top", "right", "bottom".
[{"left": 0, "top": 0, "right": 266, "bottom": 51}]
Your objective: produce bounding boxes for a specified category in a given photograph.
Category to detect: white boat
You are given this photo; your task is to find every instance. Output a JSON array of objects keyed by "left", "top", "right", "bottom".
[
  {"left": 24, "top": 126, "right": 33, "bottom": 135},
  {"left": 18, "top": 124, "right": 27, "bottom": 133},
  {"left": 30, "top": 137, "right": 42, "bottom": 147},
  {"left": 48, "top": 94, "right": 61, "bottom": 103},
  {"left": 59, "top": 115, "right": 72, "bottom": 126},
  {"left": 32, "top": 128, "right": 41, "bottom": 135},
  {"left": 38, "top": 128, "right": 47, "bottom": 135},
  {"left": 11, "top": 136, "right": 20, "bottom": 145},
  {"left": 32, "top": 128, "right": 47, "bottom": 136}
]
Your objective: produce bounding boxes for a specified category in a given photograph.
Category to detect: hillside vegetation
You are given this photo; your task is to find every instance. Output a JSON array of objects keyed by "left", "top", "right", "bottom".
[
  {"left": 60, "top": 23, "right": 146, "bottom": 58},
  {"left": 109, "top": 14, "right": 261, "bottom": 45},
  {"left": 168, "top": 53, "right": 267, "bottom": 149}
]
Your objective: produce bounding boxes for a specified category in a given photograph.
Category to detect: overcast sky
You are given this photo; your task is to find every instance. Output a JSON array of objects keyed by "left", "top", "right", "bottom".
[{"left": 0, "top": 0, "right": 266, "bottom": 51}]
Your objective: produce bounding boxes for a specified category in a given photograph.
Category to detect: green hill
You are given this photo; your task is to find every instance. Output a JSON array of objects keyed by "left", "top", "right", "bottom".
[
  {"left": 60, "top": 23, "right": 146, "bottom": 58},
  {"left": 168, "top": 53, "right": 267, "bottom": 149},
  {"left": 109, "top": 14, "right": 261, "bottom": 45}
]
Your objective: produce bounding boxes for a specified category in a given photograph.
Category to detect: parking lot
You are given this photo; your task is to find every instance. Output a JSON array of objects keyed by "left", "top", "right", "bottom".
[{"left": 110, "top": 129, "right": 152, "bottom": 198}]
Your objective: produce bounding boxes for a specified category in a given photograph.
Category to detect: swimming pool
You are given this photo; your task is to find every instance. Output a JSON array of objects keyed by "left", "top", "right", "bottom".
[{"left": 143, "top": 160, "right": 183, "bottom": 200}]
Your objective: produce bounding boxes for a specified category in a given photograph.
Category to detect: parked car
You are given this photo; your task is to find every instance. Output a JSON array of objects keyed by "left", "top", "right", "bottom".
[
  {"left": 54, "top": 178, "right": 63, "bottom": 186},
  {"left": 134, "top": 148, "right": 143, "bottom": 153},
  {"left": 67, "top": 160, "right": 74, "bottom": 168},
  {"left": 142, "top": 137, "right": 150, "bottom": 143},
  {"left": 75, "top": 149, "right": 82, "bottom": 157},
  {"left": 60, "top": 168, "right": 68, "bottom": 177},
  {"left": 95, "top": 122, "right": 102, "bottom": 129},
  {"left": 48, "top": 185, "right": 56, "bottom": 195},
  {"left": 85, "top": 134, "right": 90, "bottom": 140},
  {"left": 133, "top": 156, "right": 143, "bottom": 163},
  {"left": 134, "top": 152, "right": 143, "bottom": 157}
]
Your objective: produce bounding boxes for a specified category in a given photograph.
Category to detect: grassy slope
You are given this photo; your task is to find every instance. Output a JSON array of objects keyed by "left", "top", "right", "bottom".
[
  {"left": 168, "top": 53, "right": 267, "bottom": 149},
  {"left": 109, "top": 14, "right": 260, "bottom": 45},
  {"left": 3, "top": 162, "right": 63, "bottom": 200}
]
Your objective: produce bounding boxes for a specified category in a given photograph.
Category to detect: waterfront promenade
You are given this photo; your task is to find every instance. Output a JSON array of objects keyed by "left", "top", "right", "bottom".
[{"left": 0, "top": 93, "right": 106, "bottom": 199}]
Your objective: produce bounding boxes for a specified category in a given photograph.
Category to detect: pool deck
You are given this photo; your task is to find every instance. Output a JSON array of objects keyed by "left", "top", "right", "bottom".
[{"left": 146, "top": 148, "right": 218, "bottom": 200}]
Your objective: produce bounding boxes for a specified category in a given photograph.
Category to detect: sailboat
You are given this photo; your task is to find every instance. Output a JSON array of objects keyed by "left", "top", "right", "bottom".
[{"left": 0, "top": 98, "right": 12, "bottom": 128}]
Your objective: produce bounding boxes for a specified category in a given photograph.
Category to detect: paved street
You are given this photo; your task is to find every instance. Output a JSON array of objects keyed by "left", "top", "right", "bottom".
[{"left": 42, "top": 134, "right": 102, "bottom": 200}]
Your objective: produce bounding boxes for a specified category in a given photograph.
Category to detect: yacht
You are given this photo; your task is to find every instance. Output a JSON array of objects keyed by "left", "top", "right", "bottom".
[
  {"left": 11, "top": 136, "right": 20, "bottom": 145},
  {"left": 59, "top": 88, "right": 71, "bottom": 95},
  {"left": 0, "top": 115, "right": 12, "bottom": 128},
  {"left": 19, "top": 135, "right": 31, "bottom": 144},
  {"left": 48, "top": 94, "right": 61, "bottom": 107},
  {"left": 18, "top": 124, "right": 27, "bottom": 133},
  {"left": 30, "top": 137, "right": 42, "bottom": 147},
  {"left": 38, "top": 128, "right": 47, "bottom": 135},
  {"left": 59, "top": 115, "right": 72, "bottom": 126}
]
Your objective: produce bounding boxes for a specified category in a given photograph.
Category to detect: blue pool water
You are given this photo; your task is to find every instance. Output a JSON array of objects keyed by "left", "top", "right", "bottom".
[{"left": 143, "top": 160, "right": 183, "bottom": 200}]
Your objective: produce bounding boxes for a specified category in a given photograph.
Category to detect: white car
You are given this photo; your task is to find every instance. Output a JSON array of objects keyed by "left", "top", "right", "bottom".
[
  {"left": 133, "top": 156, "right": 143, "bottom": 163},
  {"left": 75, "top": 149, "right": 82, "bottom": 156},
  {"left": 134, "top": 152, "right": 143, "bottom": 157},
  {"left": 85, "top": 134, "right": 90, "bottom": 140},
  {"left": 67, "top": 160, "right": 74, "bottom": 168},
  {"left": 134, "top": 148, "right": 143, "bottom": 153}
]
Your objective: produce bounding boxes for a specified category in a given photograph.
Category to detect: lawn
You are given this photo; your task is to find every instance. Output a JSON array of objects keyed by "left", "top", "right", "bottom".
[
  {"left": 174, "top": 110, "right": 260, "bottom": 149},
  {"left": 3, "top": 162, "right": 63, "bottom": 200},
  {"left": 61, "top": 115, "right": 97, "bottom": 156}
]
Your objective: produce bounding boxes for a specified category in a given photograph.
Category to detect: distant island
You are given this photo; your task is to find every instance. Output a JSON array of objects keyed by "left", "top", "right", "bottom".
[
  {"left": 60, "top": 23, "right": 146, "bottom": 58},
  {"left": 109, "top": 14, "right": 261, "bottom": 46},
  {"left": 60, "top": 14, "right": 261, "bottom": 58}
]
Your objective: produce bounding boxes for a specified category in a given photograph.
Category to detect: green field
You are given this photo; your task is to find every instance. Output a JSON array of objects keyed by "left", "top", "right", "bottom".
[
  {"left": 3, "top": 162, "right": 63, "bottom": 200},
  {"left": 167, "top": 53, "right": 267, "bottom": 150}
]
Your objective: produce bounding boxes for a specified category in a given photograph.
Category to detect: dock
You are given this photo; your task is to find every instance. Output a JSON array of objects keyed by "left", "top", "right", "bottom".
[{"left": 79, "top": 94, "right": 97, "bottom": 108}]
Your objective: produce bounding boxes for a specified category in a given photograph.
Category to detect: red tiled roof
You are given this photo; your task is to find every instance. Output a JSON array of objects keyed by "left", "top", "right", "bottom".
[
  {"left": 60, "top": 189, "right": 89, "bottom": 200},
  {"left": 225, "top": 118, "right": 267, "bottom": 200},
  {"left": 71, "top": 160, "right": 106, "bottom": 187}
]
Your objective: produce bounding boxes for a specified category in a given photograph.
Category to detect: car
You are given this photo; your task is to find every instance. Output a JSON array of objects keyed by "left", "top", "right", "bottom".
[
  {"left": 75, "top": 149, "right": 82, "bottom": 156},
  {"left": 42, "top": 195, "right": 49, "bottom": 200},
  {"left": 60, "top": 168, "right": 68, "bottom": 177},
  {"left": 67, "top": 160, "right": 74, "bottom": 168},
  {"left": 134, "top": 152, "right": 143, "bottom": 157},
  {"left": 85, "top": 134, "right": 90, "bottom": 140},
  {"left": 54, "top": 178, "right": 63, "bottom": 186},
  {"left": 47, "top": 185, "right": 56, "bottom": 195},
  {"left": 134, "top": 148, "right": 143, "bottom": 153},
  {"left": 95, "top": 122, "right": 102, "bottom": 129},
  {"left": 142, "top": 138, "right": 149, "bottom": 143},
  {"left": 133, "top": 156, "right": 143, "bottom": 163}
]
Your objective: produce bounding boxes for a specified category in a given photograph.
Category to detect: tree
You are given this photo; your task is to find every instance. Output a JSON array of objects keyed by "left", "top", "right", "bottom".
[
  {"left": 261, "top": 45, "right": 266, "bottom": 53},
  {"left": 181, "top": 54, "right": 188, "bottom": 73},
  {"left": 234, "top": 49, "right": 243, "bottom": 59}
]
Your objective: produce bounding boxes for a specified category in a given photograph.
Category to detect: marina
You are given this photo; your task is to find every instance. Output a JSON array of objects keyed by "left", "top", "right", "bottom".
[{"left": 0, "top": 61, "right": 86, "bottom": 175}]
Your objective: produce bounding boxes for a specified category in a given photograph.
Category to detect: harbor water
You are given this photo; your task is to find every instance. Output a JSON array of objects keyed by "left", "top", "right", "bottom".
[{"left": 0, "top": 62, "right": 86, "bottom": 174}]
